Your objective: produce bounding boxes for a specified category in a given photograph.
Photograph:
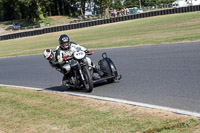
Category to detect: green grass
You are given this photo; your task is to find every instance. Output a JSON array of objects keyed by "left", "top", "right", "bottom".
[
  {"left": 0, "top": 12, "right": 200, "bottom": 58},
  {"left": 1, "top": 12, "right": 200, "bottom": 132},
  {"left": 0, "top": 86, "right": 199, "bottom": 132},
  {"left": 0, "top": 16, "right": 76, "bottom": 31}
]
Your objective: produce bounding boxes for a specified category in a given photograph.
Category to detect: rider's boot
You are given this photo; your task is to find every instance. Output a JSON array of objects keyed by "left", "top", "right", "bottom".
[
  {"left": 62, "top": 80, "right": 67, "bottom": 86},
  {"left": 90, "top": 62, "right": 104, "bottom": 80},
  {"left": 96, "top": 69, "right": 104, "bottom": 76}
]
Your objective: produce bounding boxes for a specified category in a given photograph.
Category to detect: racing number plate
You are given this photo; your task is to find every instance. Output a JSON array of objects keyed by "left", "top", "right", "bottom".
[{"left": 74, "top": 51, "right": 86, "bottom": 59}]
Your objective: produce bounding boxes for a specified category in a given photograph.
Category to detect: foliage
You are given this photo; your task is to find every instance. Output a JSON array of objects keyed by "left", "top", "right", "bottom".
[
  {"left": 0, "top": 0, "right": 79, "bottom": 22},
  {"left": 111, "top": 0, "right": 123, "bottom": 9},
  {"left": 0, "top": 0, "right": 175, "bottom": 23},
  {"left": 123, "top": 0, "right": 138, "bottom": 8}
]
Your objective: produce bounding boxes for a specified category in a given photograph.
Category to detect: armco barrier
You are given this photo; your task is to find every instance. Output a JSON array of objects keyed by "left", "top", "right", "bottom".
[{"left": 1, "top": 5, "right": 200, "bottom": 41}]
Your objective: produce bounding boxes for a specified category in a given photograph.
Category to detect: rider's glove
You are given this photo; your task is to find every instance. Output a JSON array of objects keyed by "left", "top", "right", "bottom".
[
  {"left": 85, "top": 49, "right": 93, "bottom": 55},
  {"left": 63, "top": 56, "right": 71, "bottom": 61}
]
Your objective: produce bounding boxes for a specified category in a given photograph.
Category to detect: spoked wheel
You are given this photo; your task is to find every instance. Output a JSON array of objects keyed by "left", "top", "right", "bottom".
[{"left": 82, "top": 66, "right": 93, "bottom": 92}]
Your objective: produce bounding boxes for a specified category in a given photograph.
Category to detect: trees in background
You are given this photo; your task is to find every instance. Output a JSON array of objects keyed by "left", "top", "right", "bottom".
[
  {"left": 123, "top": 0, "right": 138, "bottom": 8},
  {"left": 101, "top": 0, "right": 111, "bottom": 17},
  {"left": 0, "top": 0, "right": 174, "bottom": 22},
  {"left": 0, "top": 0, "right": 79, "bottom": 22}
]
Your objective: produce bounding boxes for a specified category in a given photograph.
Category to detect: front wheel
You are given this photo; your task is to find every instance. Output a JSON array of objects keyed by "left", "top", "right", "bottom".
[{"left": 82, "top": 66, "right": 93, "bottom": 92}]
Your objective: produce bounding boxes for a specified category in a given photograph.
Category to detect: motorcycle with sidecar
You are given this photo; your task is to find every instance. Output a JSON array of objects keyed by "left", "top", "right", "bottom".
[{"left": 61, "top": 51, "right": 122, "bottom": 92}]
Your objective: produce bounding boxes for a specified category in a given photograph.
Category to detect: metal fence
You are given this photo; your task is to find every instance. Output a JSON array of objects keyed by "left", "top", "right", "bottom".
[{"left": 0, "top": 5, "right": 200, "bottom": 41}]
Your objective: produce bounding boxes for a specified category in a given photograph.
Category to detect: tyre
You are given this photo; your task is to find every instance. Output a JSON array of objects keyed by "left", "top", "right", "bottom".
[{"left": 82, "top": 66, "right": 93, "bottom": 92}]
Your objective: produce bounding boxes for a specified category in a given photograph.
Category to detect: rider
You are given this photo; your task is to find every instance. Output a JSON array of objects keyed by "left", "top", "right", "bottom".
[{"left": 56, "top": 34, "right": 103, "bottom": 76}]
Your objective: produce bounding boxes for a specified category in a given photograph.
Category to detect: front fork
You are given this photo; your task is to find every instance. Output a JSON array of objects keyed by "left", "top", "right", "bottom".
[{"left": 77, "top": 63, "right": 85, "bottom": 81}]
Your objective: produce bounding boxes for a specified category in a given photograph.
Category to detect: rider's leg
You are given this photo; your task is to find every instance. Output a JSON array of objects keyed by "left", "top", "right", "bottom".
[
  {"left": 86, "top": 57, "right": 104, "bottom": 76},
  {"left": 61, "top": 64, "right": 71, "bottom": 86}
]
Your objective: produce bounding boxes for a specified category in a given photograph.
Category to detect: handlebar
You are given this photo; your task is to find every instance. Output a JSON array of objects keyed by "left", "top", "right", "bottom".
[{"left": 85, "top": 50, "right": 93, "bottom": 55}]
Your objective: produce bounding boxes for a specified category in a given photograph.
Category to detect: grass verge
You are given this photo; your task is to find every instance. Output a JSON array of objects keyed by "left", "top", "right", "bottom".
[
  {"left": 0, "top": 12, "right": 200, "bottom": 58},
  {"left": 0, "top": 86, "right": 200, "bottom": 133}
]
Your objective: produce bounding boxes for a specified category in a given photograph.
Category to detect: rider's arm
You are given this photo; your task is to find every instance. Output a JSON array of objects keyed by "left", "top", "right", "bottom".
[
  {"left": 72, "top": 43, "right": 93, "bottom": 55},
  {"left": 55, "top": 50, "right": 65, "bottom": 64},
  {"left": 71, "top": 43, "right": 92, "bottom": 53},
  {"left": 49, "top": 61, "right": 58, "bottom": 68},
  {"left": 71, "top": 43, "right": 86, "bottom": 52}
]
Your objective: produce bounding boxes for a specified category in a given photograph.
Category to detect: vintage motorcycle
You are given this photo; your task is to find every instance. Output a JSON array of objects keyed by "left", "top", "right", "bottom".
[{"left": 62, "top": 50, "right": 122, "bottom": 92}]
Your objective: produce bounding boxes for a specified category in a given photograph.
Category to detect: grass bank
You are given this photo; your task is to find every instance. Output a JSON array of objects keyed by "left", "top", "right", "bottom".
[
  {"left": 0, "top": 86, "right": 199, "bottom": 132},
  {"left": 0, "top": 16, "right": 76, "bottom": 34},
  {"left": 0, "top": 12, "right": 200, "bottom": 58}
]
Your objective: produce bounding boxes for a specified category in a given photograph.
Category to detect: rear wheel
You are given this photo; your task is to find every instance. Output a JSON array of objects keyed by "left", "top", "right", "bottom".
[{"left": 82, "top": 66, "right": 93, "bottom": 92}]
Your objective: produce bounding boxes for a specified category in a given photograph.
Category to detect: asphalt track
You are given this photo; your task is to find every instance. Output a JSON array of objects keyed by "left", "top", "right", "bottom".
[{"left": 0, "top": 41, "right": 200, "bottom": 115}]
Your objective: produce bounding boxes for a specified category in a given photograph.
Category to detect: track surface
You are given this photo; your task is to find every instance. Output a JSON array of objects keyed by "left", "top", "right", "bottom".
[{"left": 0, "top": 42, "right": 200, "bottom": 113}]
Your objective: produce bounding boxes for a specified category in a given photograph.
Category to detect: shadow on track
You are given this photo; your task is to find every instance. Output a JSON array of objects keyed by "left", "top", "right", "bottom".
[{"left": 44, "top": 80, "right": 111, "bottom": 93}]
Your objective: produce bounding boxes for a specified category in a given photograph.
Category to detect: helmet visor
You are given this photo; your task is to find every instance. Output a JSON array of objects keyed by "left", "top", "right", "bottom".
[{"left": 63, "top": 42, "right": 70, "bottom": 49}]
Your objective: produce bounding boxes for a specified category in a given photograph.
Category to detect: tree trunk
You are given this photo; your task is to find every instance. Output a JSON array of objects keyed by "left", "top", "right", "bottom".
[
  {"left": 81, "top": 0, "right": 85, "bottom": 16},
  {"left": 61, "top": 0, "right": 65, "bottom": 15},
  {"left": 48, "top": 6, "right": 52, "bottom": 16},
  {"left": 36, "top": 0, "right": 45, "bottom": 22},
  {"left": 67, "top": 0, "right": 72, "bottom": 16},
  {"left": 100, "top": 0, "right": 103, "bottom": 15},
  {"left": 56, "top": 0, "right": 61, "bottom": 15}
]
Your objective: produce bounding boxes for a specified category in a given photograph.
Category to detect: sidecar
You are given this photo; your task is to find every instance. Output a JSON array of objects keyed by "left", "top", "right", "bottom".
[{"left": 93, "top": 52, "right": 122, "bottom": 84}]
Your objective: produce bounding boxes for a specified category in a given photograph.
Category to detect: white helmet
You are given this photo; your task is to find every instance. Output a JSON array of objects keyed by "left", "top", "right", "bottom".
[{"left": 43, "top": 49, "right": 53, "bottom": 59}]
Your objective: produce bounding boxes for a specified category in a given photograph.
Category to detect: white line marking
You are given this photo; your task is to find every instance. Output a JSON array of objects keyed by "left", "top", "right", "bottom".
[{"left": 1, "top": 84, "right": 200, "bottom": 118}]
